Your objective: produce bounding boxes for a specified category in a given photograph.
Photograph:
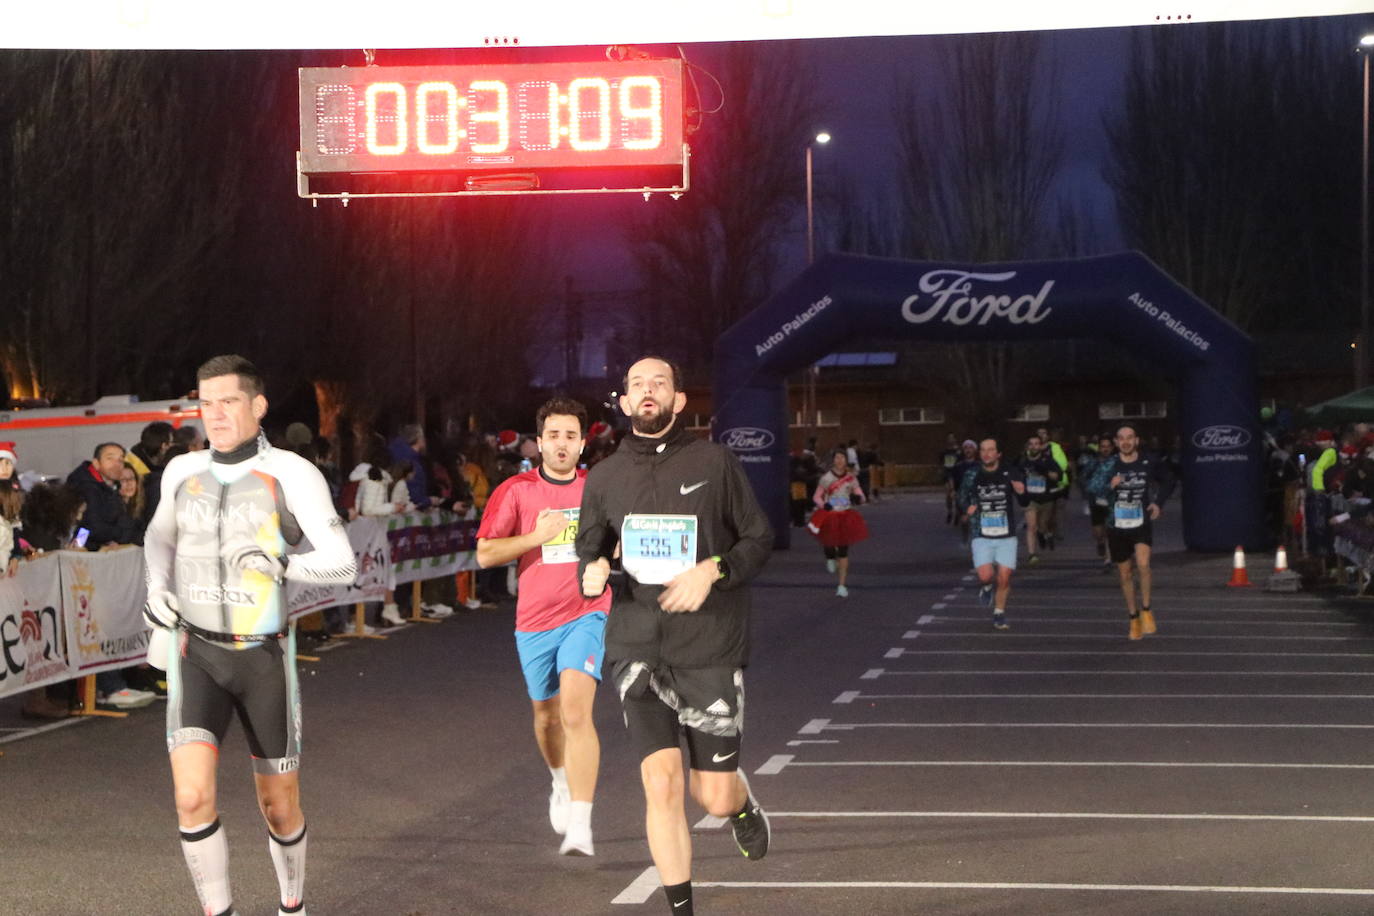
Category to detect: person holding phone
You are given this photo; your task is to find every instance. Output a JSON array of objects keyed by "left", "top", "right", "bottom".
[
  {"left": 65, "top": 442, "right": 142, "bottom": 549},
  {"left": 142, "top": 355, "right": 356, "bottom": 916}
]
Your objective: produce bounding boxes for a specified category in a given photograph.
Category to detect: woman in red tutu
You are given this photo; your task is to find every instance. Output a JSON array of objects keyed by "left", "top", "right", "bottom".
[{"left": 808, "top": 450, "right": 869, "bottom": 597}]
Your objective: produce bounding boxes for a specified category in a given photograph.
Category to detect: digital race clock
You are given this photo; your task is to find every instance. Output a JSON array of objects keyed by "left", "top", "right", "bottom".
[{"left": 297, "top": 59, "right": 687, "bottom": 198}]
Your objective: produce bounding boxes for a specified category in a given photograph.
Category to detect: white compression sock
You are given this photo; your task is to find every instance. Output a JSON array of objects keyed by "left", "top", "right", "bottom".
[
  {"left": 268, "top": 822, "right": 307, "bottom": 913},
  {"left": 566, "top": 800, "right": 593, "bottom": 832},
  {"left": 550, "top": 766, "right": 569, "bottom": 793},
  {"left": 180, "top": 818, "right": 233, "bottom": 916}
]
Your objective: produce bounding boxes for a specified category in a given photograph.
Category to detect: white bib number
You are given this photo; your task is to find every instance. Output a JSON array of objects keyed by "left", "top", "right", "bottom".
[
  {"left": 829, "top": 493, "right": 851, "bottom": 510},
  {"left": 1114, "top": 500, "right": 1144, "bottom": 529},
  {"left": 980, "top": 509, "right": 1009, "bottom": 537},
  {"left": 540, "top": 508, "right": 580, "bottom": 564},
  {"left": 621, "top": 514, "right": 698, "bottom": 585},
  {"left": 1026, "top": 473, "right": 1046, "bottom": 494}
]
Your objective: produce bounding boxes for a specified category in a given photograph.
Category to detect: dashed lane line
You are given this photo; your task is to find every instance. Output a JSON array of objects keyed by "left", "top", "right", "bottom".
[{"left": 684, "top": 880, "right": 1374, "bottom": 898}]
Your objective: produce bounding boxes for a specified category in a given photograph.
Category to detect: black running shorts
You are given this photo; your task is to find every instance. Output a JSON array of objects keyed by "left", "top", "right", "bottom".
[
  {"left": 1106, "top": 524, "right": 1152, "bottom": 564},
  {"left": 1089, "top": 503, "right": 1109, "bottom": 526},
  {"left": 166, "top": 631, "right": 302, "bottom": 774},
  {"left": 614, "top": 660, "right": 745, "bottom": 772}
]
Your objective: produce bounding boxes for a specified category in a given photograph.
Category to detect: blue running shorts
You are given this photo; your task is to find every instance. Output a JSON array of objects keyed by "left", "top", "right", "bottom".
[
  {"left": 971, "top": 536, "right": 1018, "bottom": 570},
  {"left": 514, "top": 612, "right": 607, "bottom": 701}
]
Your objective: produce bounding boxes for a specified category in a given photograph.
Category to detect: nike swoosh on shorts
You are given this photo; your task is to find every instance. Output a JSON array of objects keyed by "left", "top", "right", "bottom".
[
  {"left": 680, "top": 481, "right": 708, "bottom": 495},
  {"left": 712, "top": 750, "right": 737, "bottom": 763}
]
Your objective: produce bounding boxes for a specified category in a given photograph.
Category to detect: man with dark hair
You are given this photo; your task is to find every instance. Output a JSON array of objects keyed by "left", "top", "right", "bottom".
[
  {"left": 1085, "top": 423, "right": 1176, "bottom": 640},
  {"left": 143, "top": 354, "right": 356, "bottom": 916},
  {"left": 127, "top": 421, "right": 174, "bottom": 479},
  {"left": 67, "top": 442, "right": 141, "bottom": 549},
  {"left": 476, "top": 397, "right": 610, "bottom": 856},
  {"left": 173, "top": 425, "right": 205, "bottom": 451},
  {"left": 577, "top": 356, "right": 774, "bottom": 916}
]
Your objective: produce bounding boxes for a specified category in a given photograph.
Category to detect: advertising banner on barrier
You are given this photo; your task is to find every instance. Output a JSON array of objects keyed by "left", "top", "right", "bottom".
[
  {"left": 387, "top": 510, "right": 479, "bottom": 587},
  {"left": 60, "top": 548, "right": 150, "bottom": 677},
  {"left": 0, "top": 553, "right": 72, "bottom": 699},
  {"left": 287, "top": 516, "right": 391, "bottom": 617}
]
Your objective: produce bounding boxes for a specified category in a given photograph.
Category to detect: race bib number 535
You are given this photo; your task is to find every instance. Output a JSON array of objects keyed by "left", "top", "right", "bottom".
[{"left": 621, "top": 514, "right": 698, "bottom": 585}]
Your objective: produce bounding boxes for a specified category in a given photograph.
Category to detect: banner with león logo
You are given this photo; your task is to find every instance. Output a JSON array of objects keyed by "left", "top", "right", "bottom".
[
  {"left": 0, "top": 553, "right": 71, "bottom": 699},
  {"left": 60, "top": 549, "right": 150, "bottom": 677}
]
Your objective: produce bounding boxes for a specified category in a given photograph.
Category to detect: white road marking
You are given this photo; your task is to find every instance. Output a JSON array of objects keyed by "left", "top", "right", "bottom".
[
  {"left": 756, "top": 754, "right": 793, "bottom": 774},
  {"left": 904, "top": 632, "right": 1364, "bottom": 642},
  {"left": 925, "top": 615, "right": 1357, "bottom": 627},
  {"left": 943, "top": 593, "right": 958, "bottom": 600},
  {"left": 806, "top": 721, "right": 1374, "bottom": 730},
  {"left": 848, "top": 693, "right": 1374, "bottom": 700},
  {"left": 902, "top": 630, "right": 920, "bottom": 639},
  {"left": 0, "top": 717, "right": 88, "bottom": 744},
  {"left": 787, "top": 739, "right": 842, "bottom": 746},
  {"left": 688, "top": 880, "right": 1374, "bottom": 897},
  {"left": 833, "top": 690, "right": 861, "bottom": 704},
  {"left": 931, "top": 603, "right": 947, "bottom": 610},
  {"left": 784, "top": 759, "right": 1374, "bottom": 770},
  {"left": 612, "top": 866, "right": 663, "bottom": 904},
  {"left": 752, "top": 810, "right": 1374, "bottom": 823},
  {"left": 799, "top": 718, "right": 830, "bottom": 734},
  {"left": 860, "top": 668, "right": 884, "bottom": 680},
  {"left": 883, "top": 648, "right": 1374, "bottom": 658},
  {"left": 870, "top": 669, "right": 1374, "bottom": 677},
  {"left": 695, "top": 814, "right": 727, "bottom": 828}
]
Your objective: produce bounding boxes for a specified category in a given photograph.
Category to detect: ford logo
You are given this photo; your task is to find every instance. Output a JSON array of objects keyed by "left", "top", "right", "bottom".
[
  {"left": 721, "top": 427, "right": 775, "bottom": 452},
  {"left": 1192, "top": 425, "right": 1251, "bottom": 451}
]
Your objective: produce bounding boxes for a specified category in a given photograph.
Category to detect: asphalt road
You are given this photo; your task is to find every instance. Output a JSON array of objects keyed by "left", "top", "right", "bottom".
[{"left": 5, "top": 489, "right": 1374, "bottom": 915}]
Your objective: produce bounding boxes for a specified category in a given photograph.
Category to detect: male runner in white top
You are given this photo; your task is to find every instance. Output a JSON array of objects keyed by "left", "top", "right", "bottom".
[{"left": 143, "top": 355, "right": 356, "bottom": 916}]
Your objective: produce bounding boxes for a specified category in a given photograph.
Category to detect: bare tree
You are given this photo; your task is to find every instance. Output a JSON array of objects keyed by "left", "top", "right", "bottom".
[
  {"left": 624, "top": 43, "right": 824, "bottom": 367},
  {"left": 881, "top": 32, "right": 1065, "bottom": 431},
  {"left": 1104, "top": 20, "right": 1359, "bottom": 333}
]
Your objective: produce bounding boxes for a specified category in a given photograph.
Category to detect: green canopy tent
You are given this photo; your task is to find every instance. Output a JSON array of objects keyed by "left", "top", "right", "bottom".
[{"left": 1301, "top": 386, "right": 1374, "bottom": 424}]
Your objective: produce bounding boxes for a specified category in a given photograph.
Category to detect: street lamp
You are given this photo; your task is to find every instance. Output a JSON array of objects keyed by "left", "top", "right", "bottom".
[
  {"left": 804, "top": 131, "right": 831, "bottom": 433},
  {"left": 1359, "top": 35, "right": 1374, "bottom": 387},
  {"left": 805, "top": 131, "right": 831, "bottom": 265}
]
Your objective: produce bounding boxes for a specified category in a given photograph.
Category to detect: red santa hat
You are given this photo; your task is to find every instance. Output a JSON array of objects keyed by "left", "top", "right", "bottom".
[
  {"left": 588, "top": 421, "right": 609, "bottom": 439},
  {"left": 498, "top": 429, "right": 519, "bottom": 449},
  {"left": 0, "top": 442, "right": 15, "bottom": 464}
]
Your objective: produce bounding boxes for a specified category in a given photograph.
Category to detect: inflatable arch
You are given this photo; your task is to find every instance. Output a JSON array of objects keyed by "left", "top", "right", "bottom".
[{"left": 712, "top": 252, "right": 1263, "bottom": 552}]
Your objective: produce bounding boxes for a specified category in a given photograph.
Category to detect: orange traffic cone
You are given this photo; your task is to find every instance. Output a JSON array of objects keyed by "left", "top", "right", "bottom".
[
  {"left": 1227, "top": 545, "right": 1253, "bottom": 587},
  {"left": 1273, "top": 545, "right": 1289, "bottom": 574}
]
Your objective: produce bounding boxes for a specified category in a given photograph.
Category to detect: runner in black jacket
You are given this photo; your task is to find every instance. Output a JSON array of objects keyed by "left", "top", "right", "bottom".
[{"left": 576, "top": 356, "right": 773, "bottom": 916}]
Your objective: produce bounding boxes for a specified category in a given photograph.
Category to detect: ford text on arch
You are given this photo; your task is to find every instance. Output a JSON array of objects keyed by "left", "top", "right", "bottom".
[
  {"left": 901, "top": 269, "right": 1055, "bottom": 326},
  {"left": 721, "top": 427, "right": 775, "bottom": 452},
  {"left": 1192, "top": 425, "right": 1251, "bottom": 451}
]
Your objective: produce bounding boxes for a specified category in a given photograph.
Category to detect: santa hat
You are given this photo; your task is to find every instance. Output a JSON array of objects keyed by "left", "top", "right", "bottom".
[
  {"left": 1315, "top": 429, "right": 1336, "bottom": 444},
  {"left": 498, "top": 429, "right": 519, "bottom": 449},
  {"left": 0, "top": 442, "right": 15, "bottom": 464},
  {"left": 589, "top": 421, "right": 609, "bottom": 439}
]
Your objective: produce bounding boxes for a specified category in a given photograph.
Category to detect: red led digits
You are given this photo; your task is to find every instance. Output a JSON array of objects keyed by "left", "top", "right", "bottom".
[
  {"left": 364, "top": 83, "right": 407, "bottom": 155},
  {"left": 301, "top": 61, "right": 683, "bottom": 177},
  {"left": 416, "top": 82, "right": 459, "bottom": 154},
  {"left": 568, "top": 77, "right": 611, "bottom": 151}
]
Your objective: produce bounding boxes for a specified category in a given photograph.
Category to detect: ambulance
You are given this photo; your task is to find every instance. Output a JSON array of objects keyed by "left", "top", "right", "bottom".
[{"left": 0, "top": 395, "right": 203, "bottom": 482}]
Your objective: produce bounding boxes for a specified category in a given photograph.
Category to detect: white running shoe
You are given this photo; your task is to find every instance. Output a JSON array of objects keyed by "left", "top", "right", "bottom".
[
  {"left": 549, "top": 785, "right": 570, "bottom": 834},
  {"left": 462, "top": 597, "right": 483, "bottom": 610},
  {"left": 422, "top": 603, "right": 454, "bottom": 618},
  {"left": 559, "top": 823, "right": 594, "bottom": 856},
  {"left": 98, "top": 687, "right": 156, "bottom": 709},
  {"left": 836, "top": 585, "right": 849, "bottom": 598},
  {"left": 380, "top": 603, "right": 405, "bottom": 626},
  {"left": 825, "top": 559, "right": 837, "bottom": 574}
]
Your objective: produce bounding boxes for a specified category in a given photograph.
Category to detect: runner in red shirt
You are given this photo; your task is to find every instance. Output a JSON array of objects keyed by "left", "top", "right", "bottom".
[{"left": 476, "top": 397, "right": 610, "bottom": 856}]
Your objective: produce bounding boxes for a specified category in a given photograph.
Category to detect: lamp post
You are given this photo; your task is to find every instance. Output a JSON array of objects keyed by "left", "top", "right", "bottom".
[
  {"left": 1360, "top": 36, "right": 1373, "bottom": 388},
  {"left": 805, "top": 131, "right": 831, "bottom": 266},
  {"left": 804, "top": 132, "right": 831, "bottom": 432}
]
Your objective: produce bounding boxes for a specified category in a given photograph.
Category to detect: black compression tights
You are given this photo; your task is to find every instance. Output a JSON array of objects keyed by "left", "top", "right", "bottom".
[{"left": 823, "top": 546, "right": 849, "bottom": 559}]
